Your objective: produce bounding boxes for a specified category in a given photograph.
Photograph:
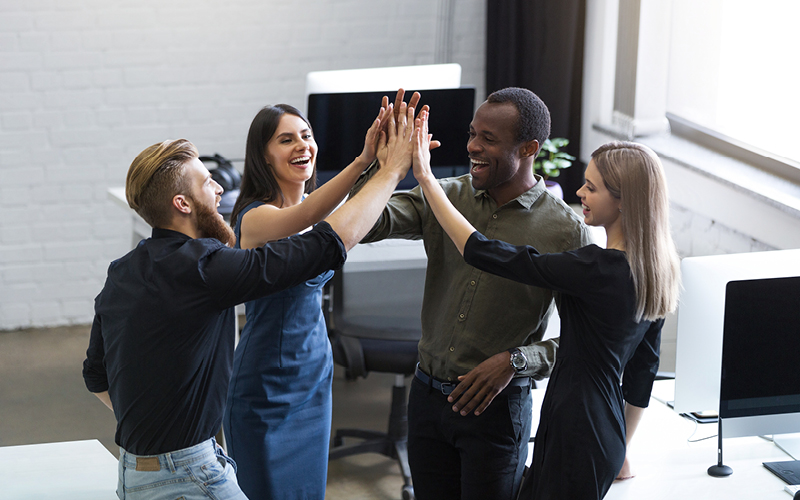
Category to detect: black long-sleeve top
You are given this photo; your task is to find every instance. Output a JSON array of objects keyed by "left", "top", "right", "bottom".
[
  {"left": 83, "top": 222, "right": 345, "bottom": 456},
  {"left": 464, "top": 232, "right": 662, "bottom": 499}
]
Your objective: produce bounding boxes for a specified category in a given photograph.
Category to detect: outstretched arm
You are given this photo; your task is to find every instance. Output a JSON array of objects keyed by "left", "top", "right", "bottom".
[
  {"left": 325, "top": 103, "right": 417, "bottom": 251},
  {"left": 412, "top": 110, "right": 476, "bottom": 254},
  {"left": 239, "top": 103, "right": 391, "bottom": 249}
]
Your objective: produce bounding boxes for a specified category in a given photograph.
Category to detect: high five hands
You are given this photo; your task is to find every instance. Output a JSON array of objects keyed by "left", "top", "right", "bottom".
[
  {"left": 379, "top": 95, "right": 418, "bottom": 180},
  {"left": 412, "top": 109, "right": 435, "bottom": 185},
  {"left": 359, "top": 102, "right": 394, "bottom": 165},
  {"left": 376, "top": 89, "right": 441, "bottom": 168}
]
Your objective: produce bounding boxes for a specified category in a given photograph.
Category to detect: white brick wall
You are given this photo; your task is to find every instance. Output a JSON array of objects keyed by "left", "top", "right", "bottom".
[
  {"left": 670, "top": 203, "right": 776, "bottom": 258},
  {"left": 0, "top": 0, "right": 487, "bottom": 330}
]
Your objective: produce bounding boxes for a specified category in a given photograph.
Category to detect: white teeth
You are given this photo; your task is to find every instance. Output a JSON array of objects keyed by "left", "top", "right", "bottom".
[
  {"left": 471, "top": 160, "right": 488, "bottom": 166},
  {"left": 291, "top": 157, "right": 310, "bottom": 165}
]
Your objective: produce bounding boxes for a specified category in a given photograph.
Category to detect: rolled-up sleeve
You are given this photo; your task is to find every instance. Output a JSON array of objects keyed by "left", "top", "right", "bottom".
[
  {"left": 622, "top": 318, "right": 663, "bottom": 407},
  {"left": 349, "top": 160, "right": 426, "bottom": 242}
]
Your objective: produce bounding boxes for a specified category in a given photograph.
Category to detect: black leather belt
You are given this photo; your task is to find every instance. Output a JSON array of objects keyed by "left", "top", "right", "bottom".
[{"left": 414, "top": 365, "right": 530, "bottom": 395}]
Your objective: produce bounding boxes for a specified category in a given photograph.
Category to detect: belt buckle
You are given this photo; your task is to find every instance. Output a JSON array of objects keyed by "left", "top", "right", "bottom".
[{"left": 439, "top": 382, "right": 456, "bottom": 395}]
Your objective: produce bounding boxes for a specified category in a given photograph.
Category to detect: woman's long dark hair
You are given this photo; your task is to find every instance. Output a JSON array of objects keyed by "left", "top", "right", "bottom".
[{"left": 230, "top": 104, "right": 317, "bottom": 226}]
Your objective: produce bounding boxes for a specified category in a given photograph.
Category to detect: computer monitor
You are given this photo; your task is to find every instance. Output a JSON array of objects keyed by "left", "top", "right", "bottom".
[
  {"left": 305, "top": 63, "right": 462, "bottom": 98},
  {"left": 673, "top": 249, "right": 800, "bottom": 416},
  {"left": 307, "top": 87, "right": 475, "bottom": 190},
  {"left": 719, "top": 276, "right": 800, "bottom": 458}
]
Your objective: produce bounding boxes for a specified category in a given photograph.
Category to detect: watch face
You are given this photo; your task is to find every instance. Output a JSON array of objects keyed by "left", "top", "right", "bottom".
[{"left": 511, "top": 353, "right": 526, "bottom": 370}]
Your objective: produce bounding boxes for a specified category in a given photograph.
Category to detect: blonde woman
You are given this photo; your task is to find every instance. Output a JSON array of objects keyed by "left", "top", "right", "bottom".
[{"left": 411, "top": 112, "right": 680, "bottom": 500}]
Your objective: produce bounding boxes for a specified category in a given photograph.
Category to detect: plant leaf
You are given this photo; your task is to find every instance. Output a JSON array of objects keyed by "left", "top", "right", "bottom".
[{"left": 553, "top": 158, "right": 572, "bottom": 169}]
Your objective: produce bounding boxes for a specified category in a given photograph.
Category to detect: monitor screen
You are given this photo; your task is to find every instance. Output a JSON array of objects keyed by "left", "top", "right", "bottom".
[
  {"left": 307, "top": 88, "right": 476, "bottom": 190},
  {"left": 673, "top": 249, "right": 800, "bottom": 415},
  {"left": 719, "top": 276, "right": 800, "bottom": 439}
]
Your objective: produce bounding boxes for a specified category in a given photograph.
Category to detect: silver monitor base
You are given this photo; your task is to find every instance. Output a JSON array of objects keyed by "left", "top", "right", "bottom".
[{"left": 774, "top": 433, "right": 800, "bottom": 460}]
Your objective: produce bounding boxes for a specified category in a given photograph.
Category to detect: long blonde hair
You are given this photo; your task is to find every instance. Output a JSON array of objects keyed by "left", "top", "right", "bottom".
[{"left": 591, "top": 141, "right": 681, "bottom": 322}]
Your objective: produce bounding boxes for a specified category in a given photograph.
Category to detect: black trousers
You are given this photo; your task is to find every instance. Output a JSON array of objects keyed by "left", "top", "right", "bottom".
[{"left": 407, "top": 375, "right": 532, "bottom": 500}]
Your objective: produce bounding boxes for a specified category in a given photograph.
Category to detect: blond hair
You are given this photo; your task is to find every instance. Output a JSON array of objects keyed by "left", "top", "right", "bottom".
[
  {"left": 126, "top": 139, "right": 198, "bottom": 228},
  {"left": 591, "top": 141, "right": 681, "bottom": 321}
]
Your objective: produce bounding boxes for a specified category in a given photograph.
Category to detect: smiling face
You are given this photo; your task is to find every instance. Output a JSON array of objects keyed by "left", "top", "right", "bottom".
[
  {"left": 467, "top": 102, "right": 536, "bottom": 202},
  {"left": 264, "top": 113, "right": 317, "bottom": 189},
  {"left": 576, "top": 159, "right": 622, "bottom": 228}
]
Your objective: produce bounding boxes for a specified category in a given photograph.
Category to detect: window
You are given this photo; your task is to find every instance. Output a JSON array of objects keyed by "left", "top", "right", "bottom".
[{"left": 666, "top": 0, "right": 800, "bottom": 166}]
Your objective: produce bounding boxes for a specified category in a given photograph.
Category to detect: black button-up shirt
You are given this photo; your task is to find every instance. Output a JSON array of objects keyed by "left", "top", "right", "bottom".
[{"left": 83, "top": 222, "right": 345, "bottom": 455}]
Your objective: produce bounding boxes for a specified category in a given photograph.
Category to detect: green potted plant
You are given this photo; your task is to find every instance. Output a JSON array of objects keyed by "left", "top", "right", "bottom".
[{"left": 534, "top": 138, "right": 576, "bottom": 199}]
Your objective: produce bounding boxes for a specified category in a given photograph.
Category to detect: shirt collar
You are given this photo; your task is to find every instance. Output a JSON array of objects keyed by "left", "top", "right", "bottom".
[
  {"left": 151, "top": 227, "right": 192, "bottom": 240},
  {"left": 472, "top": 174, "right": 547, "bottom": 210}
]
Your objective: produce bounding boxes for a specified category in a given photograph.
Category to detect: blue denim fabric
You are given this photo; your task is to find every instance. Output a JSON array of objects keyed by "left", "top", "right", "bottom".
[{"left": 117, "top": 438, "right": 248, "bottom": 500}]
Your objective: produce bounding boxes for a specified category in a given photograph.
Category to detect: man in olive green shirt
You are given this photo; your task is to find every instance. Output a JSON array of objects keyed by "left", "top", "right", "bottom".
[{"left": 352, "top": 87, "right": 590, "bottom": 499}]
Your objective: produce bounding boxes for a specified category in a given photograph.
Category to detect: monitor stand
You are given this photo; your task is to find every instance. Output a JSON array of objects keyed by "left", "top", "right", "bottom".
[{"left": 775, "top": 433, "right": 800, "bottom": 460}]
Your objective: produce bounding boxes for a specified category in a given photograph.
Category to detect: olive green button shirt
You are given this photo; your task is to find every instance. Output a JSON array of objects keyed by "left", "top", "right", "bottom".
[{"left": 353, "top": 165, "right": 591, "bottom": 382}]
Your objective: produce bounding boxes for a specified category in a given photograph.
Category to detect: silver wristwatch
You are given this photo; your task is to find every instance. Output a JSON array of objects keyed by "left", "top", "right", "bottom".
[{"left": 508, "top": 348, "right": 528, "bottom": 374}]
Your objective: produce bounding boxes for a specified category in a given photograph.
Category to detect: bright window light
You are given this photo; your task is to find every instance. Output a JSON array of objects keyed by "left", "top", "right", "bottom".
[{"left": 667, "top": 0, "right": 800, "bottom": 164}]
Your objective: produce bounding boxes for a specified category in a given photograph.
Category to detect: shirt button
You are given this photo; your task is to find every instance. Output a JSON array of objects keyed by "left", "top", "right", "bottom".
[
  {"left": 458, "top": 313, "right": 465, "bottom": 319},
  {"left": 492, "top": 214, "right": 498, "bottom": 219},
  {"left": 449, "top": 347, "right": 455, "bottom": 352},
  {"left": 470, "top": 280, "right": 476, "bottom": 286}
]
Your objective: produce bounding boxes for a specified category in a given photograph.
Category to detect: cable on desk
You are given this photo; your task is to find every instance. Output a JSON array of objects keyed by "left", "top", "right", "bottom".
[{"left": 682, "top": 415, "right": 717, "bottom": 443}]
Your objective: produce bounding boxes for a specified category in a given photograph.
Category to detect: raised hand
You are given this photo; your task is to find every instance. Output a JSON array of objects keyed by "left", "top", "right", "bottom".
[
  {"left": 358, "top": 103, "right": 391, "bottom": 164},
  {"left": 379, "top": 89, "right": 441, "bottom": 151},
  {"left": 412, "top": 110, "right": 435, "bottom": 184},
  {"left": 391, "top": 89, "right": 422, "bottom": 123},
  {"left": 381, "top": 102, "right": 416, "bottom": 179}
]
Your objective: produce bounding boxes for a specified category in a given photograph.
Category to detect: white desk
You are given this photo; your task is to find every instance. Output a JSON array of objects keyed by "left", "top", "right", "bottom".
[
  {"left": 0, "top": 439, "right": 118, "bottom": 499},
  {"left": 108, "top": 187, "right": 151, "bottom": 248},
  {"left": 529, "top": 380, "right": 794, "bottom": 499}
]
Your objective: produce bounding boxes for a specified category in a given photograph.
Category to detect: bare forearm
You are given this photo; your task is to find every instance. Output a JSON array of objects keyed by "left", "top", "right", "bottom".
[
  {"left": 93, "top": 391, "right": 113, "bottom": 411},
  {"left": 325, "top": 167, "right": 406, "bottom": 250},
  {"left": 624, "top": 402, "right": 646, "bottom": 443},
  {"left": 411, "top": 110, "right": 474, "bottom": 254},
  {"left": 300, "top": 156, "right": 371, "bottom": 218},
  {"left": 417, "top": 177, "right": 476, "bottom": 255}
]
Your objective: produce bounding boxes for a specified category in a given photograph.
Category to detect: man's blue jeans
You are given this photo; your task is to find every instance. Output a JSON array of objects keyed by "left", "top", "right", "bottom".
[{"left": 117, "top": 438, "right": 248, "bottom": 500}]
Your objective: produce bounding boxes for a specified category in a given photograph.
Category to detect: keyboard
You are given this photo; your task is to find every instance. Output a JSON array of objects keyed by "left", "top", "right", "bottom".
[{"left": 786, "top": 484, "right": 799, "bottom": 497}]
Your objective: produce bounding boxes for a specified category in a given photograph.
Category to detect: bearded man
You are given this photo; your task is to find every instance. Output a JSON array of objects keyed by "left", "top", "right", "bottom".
[{"left": 83, "top": 129, "right": 415, "bottom": 500}]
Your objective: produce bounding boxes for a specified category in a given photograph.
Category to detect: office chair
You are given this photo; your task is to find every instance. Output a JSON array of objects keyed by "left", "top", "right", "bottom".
[{"left": 326, "top": 269, "right": 421, "bottom": 500}]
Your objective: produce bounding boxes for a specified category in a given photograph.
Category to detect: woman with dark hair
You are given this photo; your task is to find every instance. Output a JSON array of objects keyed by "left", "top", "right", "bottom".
[
  {"left": 222, "top": 101, "right": 392, "bottom": 499},
  {"left": 410, "top": 111, "right": 680, "bottom": 499}
]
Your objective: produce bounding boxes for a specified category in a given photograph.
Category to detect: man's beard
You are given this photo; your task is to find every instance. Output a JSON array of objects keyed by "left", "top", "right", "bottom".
[{"left": 190, "top": 195, "right": 237, "bottom": 247}]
